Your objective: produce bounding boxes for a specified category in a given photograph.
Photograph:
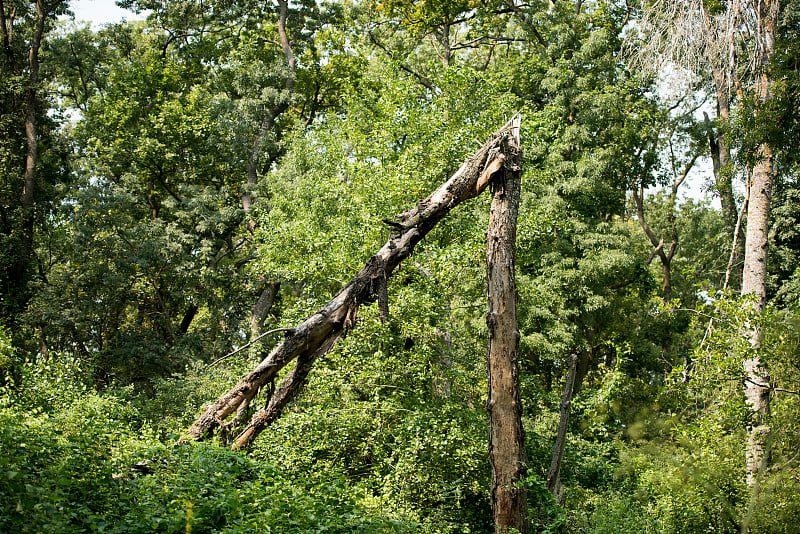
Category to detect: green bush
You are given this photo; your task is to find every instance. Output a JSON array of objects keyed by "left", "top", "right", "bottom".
[{"left": 0, "top": 354, "right": 413, "bottom": 533}]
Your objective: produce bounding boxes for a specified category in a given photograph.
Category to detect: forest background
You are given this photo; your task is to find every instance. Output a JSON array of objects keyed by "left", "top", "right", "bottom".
[{"left": 1, "top": 0, "right": 800, "bottom": 532}]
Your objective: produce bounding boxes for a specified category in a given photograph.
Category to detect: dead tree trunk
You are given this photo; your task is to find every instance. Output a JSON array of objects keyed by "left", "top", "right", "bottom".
[
  {"left": 546, "top": 353, "right": 577, "bottom": 504},
  {"left": 486, "top": 115, "right": 528, "bottom": 534},
  {"left": 183, "top": 120, "right": 521, "bottom": 446}
]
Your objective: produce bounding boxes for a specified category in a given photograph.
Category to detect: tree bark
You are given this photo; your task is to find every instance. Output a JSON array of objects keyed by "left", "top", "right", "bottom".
[
  {"left": 741, "top": 0, "right": 777, "bottom": 489},
  {"left": 742, "top": 141, "right": 773, "bottom": 486},
  {"left": 440, "top": 21, "right": 451, "bottom": 68},
  {"left": 183, "top": 120, "right": 521, "bottom": 445},
  {"left": 250, "top": 281, "right": 280, "bottom": 338},
  {"left": 486, "top": 115, "right": 528, "bottom": 534},
  {"left": 547, "top": 353, "right": 577, "bottom": 504}
]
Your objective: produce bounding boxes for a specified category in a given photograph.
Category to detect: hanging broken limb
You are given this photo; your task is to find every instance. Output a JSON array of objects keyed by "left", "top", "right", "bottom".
[{"left": 182, "top": 118, "right": 522, "bottom": 448}]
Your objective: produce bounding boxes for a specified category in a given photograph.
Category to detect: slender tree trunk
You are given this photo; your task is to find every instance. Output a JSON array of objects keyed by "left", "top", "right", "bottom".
[
  {"left": 241, "top": 0, "right": 296, "bottom": 227},
  {"left": 572, "top": 349, "right": 591, "bottom": 395},
  {"left": 179, "top": 304, "right": 198, "bottom": 335},
  {"left": 742, "top": 146, "right": 773, "bottom": 487},
  {"left": 486, "top": 116, "right": 527, "bottom": 534},
  {"left": 19, "top": 1, "right": 46, "bottom": 276},
  {"left": 183, "top": 120, "right": 521, "bottom": 446},
  {"left": 547, "top": 353, "right": 577, "bottom": 504},
  {"left": 708, "top": 67, "right": 738, "bottom": 238},
  {"left": 702, "top": 2, "right": 741, "bottom": 239},
  {"left": 633, "top": 185, "right": 674, "bottom": 299},
  {"left": 741, "top": 0, "right": 777, "bottom": 489}
]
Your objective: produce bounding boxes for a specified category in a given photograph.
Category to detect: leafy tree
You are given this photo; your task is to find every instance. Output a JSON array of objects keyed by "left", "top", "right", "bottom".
[{"left": 0, "top": 0, "right": 70, "bottom": 333}]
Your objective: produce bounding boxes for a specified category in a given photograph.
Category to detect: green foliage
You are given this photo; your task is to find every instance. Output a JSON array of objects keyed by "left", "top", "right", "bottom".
[
  {"left": 0, "top": 355, "right": 412, "bottom": 533},
  {"left": 573, "top": 492, "right": 660, "bottom": 534},
  {"left": 3, "top": 0, "right": 800, "bottom": 533},
  {"left": 116, "top": 443, "right": 410, "bottom": 533},
  {"left": 0, "top": 327, "right": 16, "bottom": 383},
  {"left": 597, "top": 296, "right": 800, "bottom": 534},
  {"left": 523, "top": 475, "right": 568, "bottom": 532}
]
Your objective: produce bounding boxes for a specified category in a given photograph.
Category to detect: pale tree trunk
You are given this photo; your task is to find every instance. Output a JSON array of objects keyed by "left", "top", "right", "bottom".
[
  {"left": 182, "top": 120, "right": 521, "bottom": 447},
  {"left": 741, "top": 0, "right": 777, "bottom": 489},
  {"left": 486, "top": 116, "right": 527, "bottom": 534},
  {"left": 742, "top": 146, "right": 773, "bottom": 487},
  {"left": 546, "top": 353, "right": 577, "bottom": 505}
]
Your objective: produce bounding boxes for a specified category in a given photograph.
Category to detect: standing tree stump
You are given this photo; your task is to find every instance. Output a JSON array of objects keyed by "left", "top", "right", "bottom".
[{"left": 485, "top": 115, "right": 528, "bottom": 533}]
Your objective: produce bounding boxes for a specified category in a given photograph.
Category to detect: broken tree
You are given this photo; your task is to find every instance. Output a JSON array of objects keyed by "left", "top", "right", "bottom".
[
  {"left": 485, "top": 115, "right": 528, "bottom": 533},
  {"left": 183, "top": 118, "right": 523, "bottom": 450}
]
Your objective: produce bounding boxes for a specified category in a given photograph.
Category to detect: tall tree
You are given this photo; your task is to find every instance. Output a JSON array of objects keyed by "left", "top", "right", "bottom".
[
  {"left": 0, "top": 0, "right": 67, "bottom": 330},
  {"left": 741, "top": 0, "right": 779, "bottom": 488},
  {"left": 630, "top": 0, "right": 781, "bottom": 488},
  {"left": 632, "top": 0, "right": 740, "bottom": 237}
]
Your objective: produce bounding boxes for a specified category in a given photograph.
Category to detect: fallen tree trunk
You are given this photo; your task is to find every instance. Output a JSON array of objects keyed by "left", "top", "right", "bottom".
[
  {"left": 485, "top": 115, "right": 528, "bottom": 533},
  {"left": 183, "top": 119, "right": 521, "bottom": 447}
]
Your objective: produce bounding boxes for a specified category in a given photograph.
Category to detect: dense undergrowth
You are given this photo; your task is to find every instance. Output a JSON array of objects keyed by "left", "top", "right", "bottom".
[{"left": 2, "top": 313, "right": 799, "bottom": 533}]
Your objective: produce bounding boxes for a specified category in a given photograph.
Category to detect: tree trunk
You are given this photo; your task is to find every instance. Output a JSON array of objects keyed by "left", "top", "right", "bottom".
[
  {"left": 703, "top": 2, "right": 737, "bottom": 239},
  {"left": 741, "top": 0, "right": 777, "bottom": 489},
  {"left": 250, "top": 281, "right": 280, "bottom": 338},
  {"left": 441, "top": 21, "right": 451, "bottom": 68},
  {"left": 742, "top": 145, "right": 773, "bottom": 487},
  {"left": 179, "top": 304, "right": 198, "bottom": 335},
  {"left": 18, "top": 1, "right": 46, "bottom": 290},
  {"left": 486, "top": 115, "right": 527, "bottom": 534},
  {"left": 547, "top": 353, "right": 577, "bottom": 504},
  {"left": 183, "top": 120, "right": 521, "bottom": 446},
  {"left": 707, "top": 59, "right": 738, "bottom": 238},
  {"left": 0, "top": 0, "right": 16, "bottom": 70},
  {"left": 241, "top": 0, "right": 296, "bottom": 228}
]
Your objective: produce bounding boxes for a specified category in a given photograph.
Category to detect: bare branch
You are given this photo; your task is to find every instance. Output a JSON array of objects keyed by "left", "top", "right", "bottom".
[{"left": 206, "top": 328, "right": 295, "bottom": 370}]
